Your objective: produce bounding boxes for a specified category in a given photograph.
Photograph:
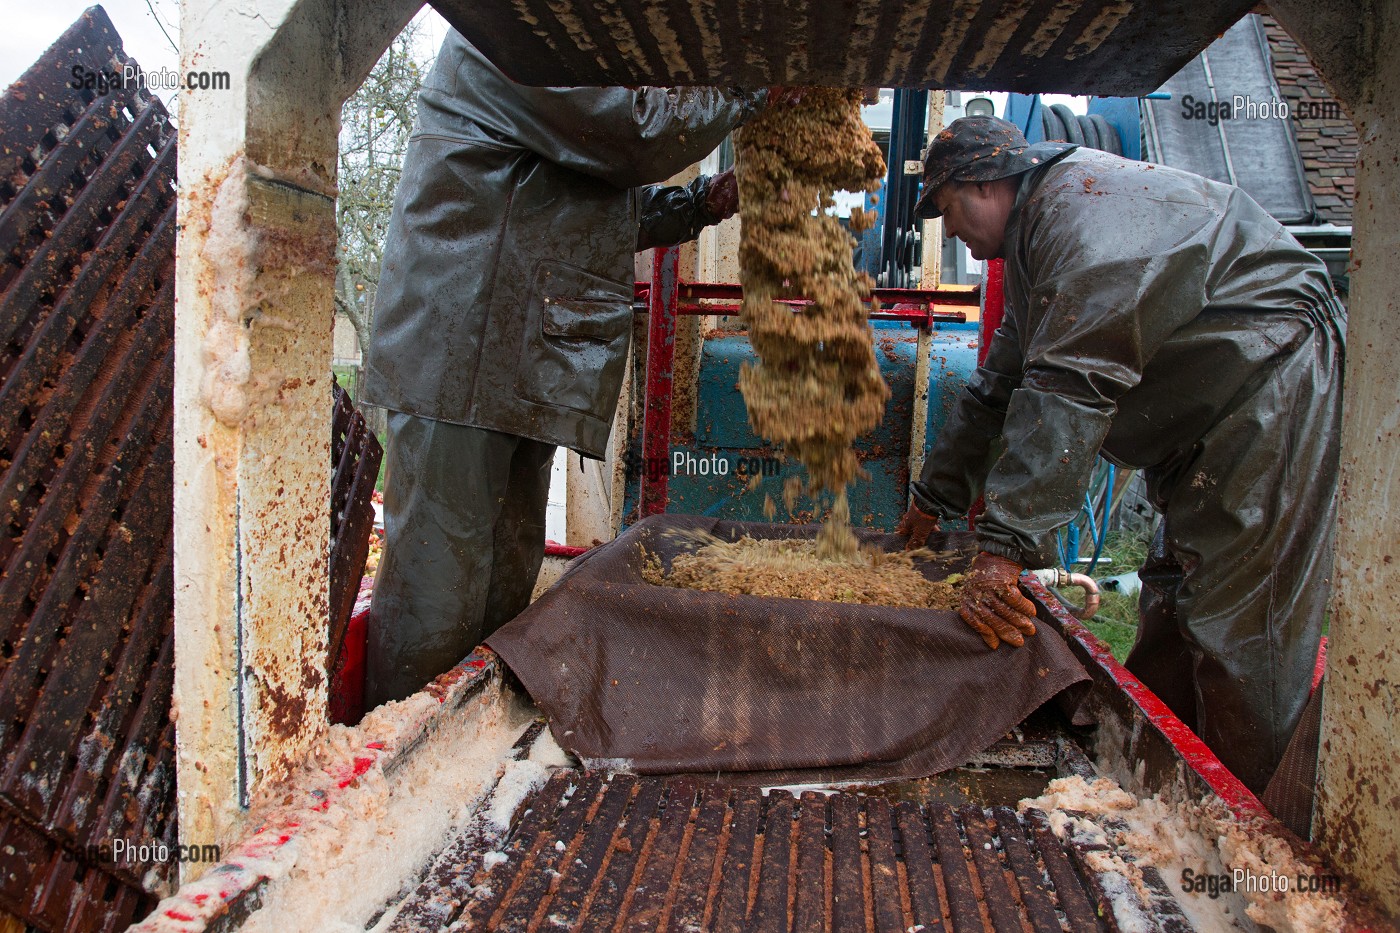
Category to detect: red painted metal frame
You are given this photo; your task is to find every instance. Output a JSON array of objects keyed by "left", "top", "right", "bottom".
[
  {"left": 634, "top": 280, "right": 975, "bottom": 328},
  {"left": 1023, "top": 576, "right": 1269, "bottom": 818},
  {"left": 135, "top": 651, "right": 504, "bottom": 932},
  {"left": 544, "top": 541, "right": 591, "bottom": 559},
  {"left": 966, "top": 259, "right": 1005, "bottom": 526},
  {"left": 978, "top": 258, "right": 1005, "bottom": 367},
  {"left": 640, "top": 247, "right": 681, "bottom": 516}
]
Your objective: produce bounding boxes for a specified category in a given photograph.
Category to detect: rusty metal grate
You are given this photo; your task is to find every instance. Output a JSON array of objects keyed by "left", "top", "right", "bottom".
[
  {"left": 388, "top": 770, "right": 1198, "bottom": 932},
  {"left": 0, "top": 7, "right": 177, "bottom": 931},
  {"left": 2, "top": 9, "right": 385, "bottom": 928},
  {"left": 329, "top": 379, "right": 382, "bottom": 676},
  {"left": 432, "top": 0, "right": 1256, "bottom": 96}
]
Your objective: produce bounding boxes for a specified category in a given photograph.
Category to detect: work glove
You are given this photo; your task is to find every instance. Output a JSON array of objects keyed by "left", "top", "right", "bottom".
[
  {"left": 704, "top": 168, "right": 739, "bottom": 222},
  {"left": 766, "top": 86, "right": 807, "bottom": 107},
  {"left": 895, "top": 503, "right": 940, "bottom": 549},
  {"left": 959, "top": 552, "right": 1039, "bottom": 650}
]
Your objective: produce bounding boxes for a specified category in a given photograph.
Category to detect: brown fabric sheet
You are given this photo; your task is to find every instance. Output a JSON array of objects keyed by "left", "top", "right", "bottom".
[
  {"left": 488, "top": 515, "right": 1090, "bottom": 784},
  {"left": 1261, "top": 679, "right": 1324, "bottom": 840}
]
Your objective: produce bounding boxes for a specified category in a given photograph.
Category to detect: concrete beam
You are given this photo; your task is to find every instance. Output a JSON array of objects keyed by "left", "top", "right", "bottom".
[
  {"left": 1268, "top": 0, "right": 1400, "bottom": 916},
  {"left": 175, "top": 0, "right": 420, "bottom": 863}
]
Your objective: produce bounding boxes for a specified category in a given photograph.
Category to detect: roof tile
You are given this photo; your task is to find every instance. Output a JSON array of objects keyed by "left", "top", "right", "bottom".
[{"left": 1262, "top": 14, "right": 1357, "bottom": 226}]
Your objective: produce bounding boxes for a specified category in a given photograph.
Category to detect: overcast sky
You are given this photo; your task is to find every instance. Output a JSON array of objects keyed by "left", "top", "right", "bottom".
[
  {"left": 0, "top": 1, "right": 453, "bottom": 109},
  {"left": 1, "top": 1, "right": 181, "bottom": 97}
]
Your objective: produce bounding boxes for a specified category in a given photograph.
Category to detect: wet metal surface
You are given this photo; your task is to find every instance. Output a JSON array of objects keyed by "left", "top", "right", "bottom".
[
  {"left": 0, "top": 7, "right": 176, "bottom": 930},
  {"left": 386, "top": 768, "right": 1205, "bottom": 931},
  {"left": 432, "top": 0, "right": 1256, "bottom": 95},
  {"left": 329, "top": 380, "right": 382, "bottom": 675}
]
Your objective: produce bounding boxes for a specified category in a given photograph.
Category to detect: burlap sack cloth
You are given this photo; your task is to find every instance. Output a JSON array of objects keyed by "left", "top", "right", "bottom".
[{"left": 488, "top": 514, "right": 1090, "bottom": 784}]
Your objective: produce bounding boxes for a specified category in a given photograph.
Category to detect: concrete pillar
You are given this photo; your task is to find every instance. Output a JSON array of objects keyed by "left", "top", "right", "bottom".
[
  {"left": 1267, "top": 0, "right": 1399, "bottom": 914},
  {"left": 175, "top": 0, "right": 420, "bottom": 860}
]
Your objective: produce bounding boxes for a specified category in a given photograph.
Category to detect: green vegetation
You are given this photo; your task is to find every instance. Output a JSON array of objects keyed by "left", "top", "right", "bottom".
[
  {"left": 1076, "top": 528, "right": 1152, "bottom": 661},
  {"left": 1083, "top": 590, "right": 1140, "bottom": 660},
  {"left": 1094, "top": 528, "right": 1150, "bottom": 577},
  {"left": 376, "top": 432, "right": 387, "bottom": 491},
  {"left": 332, "top": 365, "right": 360, "bottom": 401}
]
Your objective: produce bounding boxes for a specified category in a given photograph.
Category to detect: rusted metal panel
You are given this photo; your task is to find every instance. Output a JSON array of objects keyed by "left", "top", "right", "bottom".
[
  {"left": 0, "top": 7, "right": 178, "bottom": 930},
  {"left": 329, "top": 379, "right": 382, "bottom": 676},
  {"left": 431, "top": 0, "right": 1257, "bottom": 95},
  {"left": 389, "top": 770, "right": 1203, "bottom": 931}
]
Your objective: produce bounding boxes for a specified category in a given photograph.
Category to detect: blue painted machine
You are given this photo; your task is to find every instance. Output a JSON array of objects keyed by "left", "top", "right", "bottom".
[{"left": 623, "top": 264, "right": 982, "bottom": 534}]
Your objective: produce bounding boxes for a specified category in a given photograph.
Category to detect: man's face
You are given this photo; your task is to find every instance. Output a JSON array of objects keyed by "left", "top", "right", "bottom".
[{"left": 936, "top": 180, "right": 1014, "bottom": 261}]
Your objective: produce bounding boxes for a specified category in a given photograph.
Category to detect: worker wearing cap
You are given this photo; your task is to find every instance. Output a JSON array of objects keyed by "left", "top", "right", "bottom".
[
  {"left": 896, "top": 115, "right": 1345, "bottom": 795},
  {"left": 360, "top": 30, "right": 766, "bottom": 707}
]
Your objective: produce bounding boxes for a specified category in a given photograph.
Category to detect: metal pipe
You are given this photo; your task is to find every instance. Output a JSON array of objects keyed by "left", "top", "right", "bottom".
[
  {"left": 968, "top": 260, "right": 1005, "bottom": 525},
  {"left": 636, "top": 281, "right": 981, "bottom": 305},
  {"left": 544, "top": 541, "right": 590, "bottom": 559},
  {"left": 631, "top": 282, "right": 978, "bottom": 327},
  {"left": 1028, "top": 568, "right": 1102, "bottom": 620},
  {"left": 640, "top": 246, "right": 680, "bottom": 517}
]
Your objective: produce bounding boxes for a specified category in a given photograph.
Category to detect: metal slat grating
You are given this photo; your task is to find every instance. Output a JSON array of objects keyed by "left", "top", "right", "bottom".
[
  {"left": 3, "top": 11, "right": 382, "bottom": 922},
  {"left": 329, "top": 378, "right": 382, "bottom": 676},
  {"left": 389, "top": 771, "right": 1198, "bottom": 931},
  {"left": 430, "top": 0, "right": 1257, "bottom": 96},
  {"left": 0, "top": 8, "right": 177, "bottom": 930}
]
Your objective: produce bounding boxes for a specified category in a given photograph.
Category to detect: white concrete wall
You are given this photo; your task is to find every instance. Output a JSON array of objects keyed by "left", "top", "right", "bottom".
[
  {"left": 176, "top": 0, "right": 420, "bottom": 864},
  {"left": 1267, "top": 0, "right": 1400, "bottom": 915},
  {"left": 332, "top": 311, "right": 361, "bottom": 365}
]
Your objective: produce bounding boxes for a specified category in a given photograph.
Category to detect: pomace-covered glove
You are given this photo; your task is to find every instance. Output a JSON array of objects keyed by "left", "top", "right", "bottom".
[
  {"left": 703, "top": 168, "right": 739, "bottom": 222},
  {"left": 895, "top": 503, "right": 940, "bottom": 550},
  {"left": 959, "top": 552, "right": 1039, "bottom": 650}
]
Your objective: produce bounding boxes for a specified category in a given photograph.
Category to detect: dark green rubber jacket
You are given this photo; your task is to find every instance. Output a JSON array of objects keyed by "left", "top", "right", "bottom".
[
  {"left": 911, "top": 147, "right": 1346, "bottom": 793},
  {"left": 362, "top": 30, "right": 761, "bottom": 458},
  {"left": 912, "top": 148, "right": 1341, "bottom": 569}
]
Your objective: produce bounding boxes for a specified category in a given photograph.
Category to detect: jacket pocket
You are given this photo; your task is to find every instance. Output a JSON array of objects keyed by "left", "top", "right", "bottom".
[{"left": 516, "top": 260, "right": 632, "bottom": 415}]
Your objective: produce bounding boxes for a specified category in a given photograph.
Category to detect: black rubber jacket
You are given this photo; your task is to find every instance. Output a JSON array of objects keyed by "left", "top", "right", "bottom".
[{"left": 362, "top": 30, "right": 761, "bottom": 457}]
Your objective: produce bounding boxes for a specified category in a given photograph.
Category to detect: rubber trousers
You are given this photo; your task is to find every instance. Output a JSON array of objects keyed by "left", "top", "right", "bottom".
[
  {"left": 365, "top": 412, "right": 555, "bottom": 708},
  {"left": 1126, "top": 310, "right": 1343, "bottom": 795}
]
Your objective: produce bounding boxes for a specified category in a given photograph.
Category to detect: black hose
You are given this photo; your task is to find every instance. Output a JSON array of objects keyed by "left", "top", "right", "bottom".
[
  {"left": 1078, "top": 114, "right": 1101, "bottom": 150},
  {"left": 1051, "top": 104, "right": 1084, "bottom": 145},
  {"left": 1087, "top": 114, "right": 1121, "bottom": 155}
]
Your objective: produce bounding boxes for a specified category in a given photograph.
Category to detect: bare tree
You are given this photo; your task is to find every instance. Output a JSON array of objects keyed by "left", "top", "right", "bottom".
[{"left": 336, "top": 18, "right": 433, "bottom": 428}]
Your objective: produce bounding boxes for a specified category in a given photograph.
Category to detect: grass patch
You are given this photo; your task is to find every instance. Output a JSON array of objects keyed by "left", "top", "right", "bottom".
[
  {"left": 1093, "top": 529, "right": 1150, "bottom": 577},
  {"left": 1083, "top": 590, "right": 1140, "bottom": 660},
  {"left": 332, "top": 365, "right": 360, "bottom": 401},
  {"left": 1069, "top": 527, "right": 1152, "bottom": 661},
  {"left": 376, "top": 432, "right": 387, "bottom": 491}
]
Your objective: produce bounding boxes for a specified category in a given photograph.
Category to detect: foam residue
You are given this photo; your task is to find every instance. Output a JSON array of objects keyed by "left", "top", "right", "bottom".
[
  {"left": 1020, "top": 776, "right": 1350, "bottom": 932},
  {"left": 133, "top": 667, "right": 537, "bottom": 933},
  {"left": 582, "top": 757, "right": 636, "bottom": 774},
  {"left": 196, "top": 156, "right": 335, "bottom": 431},
  {"left": 488, "top": 759, "right": 550, "bottom": 832},
  {"left": 529, "top": 725, "right": 575, "bottom": 769},
  {"left": 1024, "top": 775, "right": 1137, "bottom": 812},
  {"left": 759, "top": 781, "right": 863, "bottom": 797}
]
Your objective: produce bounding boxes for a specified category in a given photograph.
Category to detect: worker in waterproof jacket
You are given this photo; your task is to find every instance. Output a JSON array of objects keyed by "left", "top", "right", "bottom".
[
  {"left": 896, "top": 115, "right": 1345, "bottom": 795},
  {"left": 360, "top": 29, "right": 767, "bottom": 707}
]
